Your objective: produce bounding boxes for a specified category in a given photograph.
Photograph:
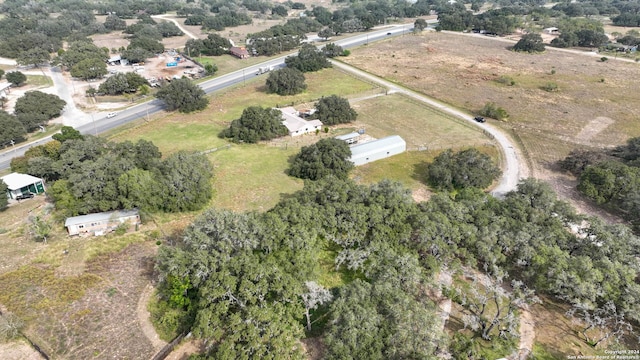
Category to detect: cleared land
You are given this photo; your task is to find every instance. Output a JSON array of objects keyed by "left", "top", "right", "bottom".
[{"left": 341, "top": 31, "right": 640, "bottom": 172}]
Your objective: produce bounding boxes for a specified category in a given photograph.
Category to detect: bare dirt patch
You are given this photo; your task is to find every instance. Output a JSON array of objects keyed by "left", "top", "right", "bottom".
[{"left": 0, "top": 339, "right": 42, "bottom": 360}]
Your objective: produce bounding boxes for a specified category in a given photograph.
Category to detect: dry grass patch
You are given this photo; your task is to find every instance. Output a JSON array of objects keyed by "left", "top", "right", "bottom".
[{"left": 342, "top": 31, "right": 640, "bottom": 174}]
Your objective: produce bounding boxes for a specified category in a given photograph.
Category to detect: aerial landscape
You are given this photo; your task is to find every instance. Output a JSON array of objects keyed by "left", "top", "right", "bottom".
[{"left": 0, "top": 0, "right": 639, "bottom": 359}]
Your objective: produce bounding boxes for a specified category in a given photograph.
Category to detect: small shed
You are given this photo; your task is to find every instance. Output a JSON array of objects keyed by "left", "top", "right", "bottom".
[
  {"left": 543, "top": 27, "right": 559, "bottom": 35},
  {"left": 349, "top": 135, "right": 406, "bottom": 166},
  {"left": 279, "top": 107, "right": 323, "bottom": 136},
  {"left": 230, "top": 46, "right": 250, "bottom": 59},
  {"left": 1, "top": 172, "right": 45, "bottom": 199},
  {"left": 64, "top": 209, "right": 141, "bottom": 237},
  {"left": 107, "top": 55, "right": 121, "bottom": 65},
  {"left": 335, "top": 132, "right": 360, "bottom": 144}
]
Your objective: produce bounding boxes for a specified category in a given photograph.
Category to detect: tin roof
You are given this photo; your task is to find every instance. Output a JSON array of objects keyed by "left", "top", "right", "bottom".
[
  {"left": 64, "top": 209, "right": 139, "bottom": 227},
  {"left": 350, "top": 135, "right": 406, "bottom": 158}
]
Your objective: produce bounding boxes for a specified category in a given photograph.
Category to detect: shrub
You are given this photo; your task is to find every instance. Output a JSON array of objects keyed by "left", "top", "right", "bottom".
[
  {"left": 479, "top": 102, "right": 509, "bottom": 121},
  {"left": 496, "top": 75, "right": 515, "bottom": 86},
  {"left": 542, "top": 82, "right": 558, "bottom": 92}
]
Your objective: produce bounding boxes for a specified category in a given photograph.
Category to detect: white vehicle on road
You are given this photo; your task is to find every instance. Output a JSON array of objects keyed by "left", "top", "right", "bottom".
[{"left": 106, "top": 112, "right": 117, "bottom": 118}]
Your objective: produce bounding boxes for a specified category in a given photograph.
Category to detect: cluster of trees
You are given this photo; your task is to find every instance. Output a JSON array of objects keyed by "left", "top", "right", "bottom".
[
  {"left": 55, "top": 39, "right": 109, "bottom": 80},
  {"left": 288, "top": 138, "right": 353, "bottom": 181},
  {"left": 266, "top": 67, "right": 307, "bottom": 95},
  {"left": 427, "top": 148, "right": 501, "bottom": 191},
  {"left": 550, "top": 18, "right": 608, "bottom": 48},
  {"left": 184, "top": 34, "right": 231, "bottom": 57},
  {"left": 560, "top": 137, "right": 640, "bottom": 233},
  {"left": 284, "top": 44, "right": 331, "bottom": 73},
  {"left": 437, "top": 5, "right": 521, "bottom": 35},
  {"left": 124, "top": 20, "right": 183, "bottom": 39},
  {"left": 155, "top": 78, "right": 208, "bottom": 113},
  {"left": 98, "top": 72, "right": 149, "bottom": 95},
  {"left": 11, "top": 132, "right": 213, "bottom": 215},
  {"left": 247, "top": 17, "right": 323, "bottom": 56},
  {"left": 221, "top": 106, "right": 288, "bottom": 143},
  {"left": 199, "top": 10, "right": 253, "bottom": 31},
  {"left": 154, "top": 167, "right": 640, "bottom": 357},
  {"left": 0, "top": 90, "right": 66, "bottom": 147},
  {"left": 312, "top": 95, "right": 357, "bottom": 125},
  {"left": 513, "top": 33, "right": 545, "bottom": 53}
]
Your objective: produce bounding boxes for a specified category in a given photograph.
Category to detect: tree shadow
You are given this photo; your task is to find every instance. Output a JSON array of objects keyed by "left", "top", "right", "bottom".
[{"left": 411, "top": 160, "right": 430, "bottom": 186}]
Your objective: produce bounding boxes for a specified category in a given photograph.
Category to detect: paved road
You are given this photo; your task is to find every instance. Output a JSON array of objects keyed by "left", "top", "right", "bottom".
[
  {"left": 0, "top": 26, "right": 414, "bottom": 170},
  {"left": 330, "top": 60, "right": 524, "bottom": 197}
]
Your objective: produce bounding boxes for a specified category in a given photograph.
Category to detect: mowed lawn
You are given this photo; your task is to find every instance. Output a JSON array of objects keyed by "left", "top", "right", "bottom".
[{"left": 109, "top": 67, "right": 379, "bottom": 210}]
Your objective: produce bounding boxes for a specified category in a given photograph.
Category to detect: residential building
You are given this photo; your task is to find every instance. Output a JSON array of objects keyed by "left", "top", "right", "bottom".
[
  {"left": 1, "top": 172, "right": 45, "bottom": 199},
  {"left": 279, "top": 107, "right": 323, "bottom": 137},
  {"left": 64, "top": 209, "right": 141, "bottom": 237}
]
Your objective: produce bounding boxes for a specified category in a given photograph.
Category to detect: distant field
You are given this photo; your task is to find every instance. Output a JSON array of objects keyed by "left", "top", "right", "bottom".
[{"left": 341, "top": 31, "right": 640, "bottom": 173}]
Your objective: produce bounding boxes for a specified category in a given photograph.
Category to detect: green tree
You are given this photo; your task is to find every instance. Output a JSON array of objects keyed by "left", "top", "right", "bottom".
[
  {"left": 318, "top": 27, "right": 334, "bottom": 40},
  {"left": 104, "top": 14, "right": 126, "bottom": 31},
  {"left": 0, "top": 111, "right": 27, "bottom": 146},
  {"left": 427, "top": 148, "right": 501, "bottom": 190},
  {"left": 204, "top": 63, "right": 217, "bottom": 76},
  {"left": 313, "top": 95, "right": 357, "bottom": 125},
  {"left": 321, "top": 43, "right": 345, "bottom": 58},
  {"left": 128, "top": 37, "right": 164, "bottom": 54},
  {"left": 70, "top": 58, "right": 107, "bottom": 80},
  {"left": 52, "top": 126, "right": 83, "bottom": 143},
  {"left": 5, "top": 71, "right": 27, "bottom": 87},
  {"left": 0, "top": 180, "right": 8, "bottom": 211},
  {"left": 16, "top": 48, "right": 50, "bottom": 67},
  {"left": 98, "top": 72, "right": 149, "bottom": 95},
  {"left": 55, "top": 40, "right": 108, "bottom": 70},
  {"left": 272, "top": 5, "right": 288, "bottom": 17},
  {"left": 479, "top": 102, "right": 509, "bottom": 120},
  {"left": 122, "top": 48, "right": 153, "bottom": 64},
  {"left": 14, "top": 91, "right": 66, "bottom": 131},
  {"left": 156, "top": 21, "right": 183, "bottom": 37},
  {"left": 155, "top": 78, "right": 208, "bottom": 113},
  {"left": 288, "top": 138, "right": 353, "bottom": 180},
  {"left": 0, "top": 69, "right": 4, "bottom": 79},
  {"left": 266, "top": 67, "right": 307, "bottom": 96},
  {"left": 513, "top": 33, "right": 545, "bottom": 53},
  {"left": 222, "top": 106, "right": 288, "bottom": 143},
  {"left": 159, "top": 151, "right": 213, "bottom": 212},
  {"left": 414, "top": 19, "right": 428, "bottom": 32},
  {"left": 285, "top": 43, "right": 331, "bottom": 72}
]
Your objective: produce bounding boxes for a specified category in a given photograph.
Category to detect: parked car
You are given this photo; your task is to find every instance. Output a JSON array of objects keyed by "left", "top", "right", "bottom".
[
  {"left": 107, "top": 112, "right": 117, "bottom": 118},
  {"left": 474, "top": 116, "right": 486, "bottom": 123},
  {"left": 16, "top": 193, "right": 34, "bottom": 200}
]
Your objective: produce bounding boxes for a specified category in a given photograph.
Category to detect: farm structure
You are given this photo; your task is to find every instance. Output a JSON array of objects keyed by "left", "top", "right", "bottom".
[
  {"left": 335, "top": 132, "right": 361, "bottom": 144},
  {"left": 0, "top": 82, "right": 11, "bottom": 97},
  {"left": 279, "top": 107, "right": 323, "bottom": 137},
  {"left": 349, "top": 135, "right": 406, "bottom": 166},
  {"left": 1, "top": 172, "right": 45, "bottom": 199},
  {"left": 64, "top": 209, "right": 141, "bottom": 237},
  {"left": 230, "top": 46, "right": 250, "bottom": 59}
]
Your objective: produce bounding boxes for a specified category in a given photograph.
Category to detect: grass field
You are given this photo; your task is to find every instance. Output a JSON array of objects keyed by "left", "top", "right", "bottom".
[
  {"left": 26, "top": 74, "right": 53, "bottom": 88},
  {"left": 341, "top": 31, "right": 640, "bottom": 174}
]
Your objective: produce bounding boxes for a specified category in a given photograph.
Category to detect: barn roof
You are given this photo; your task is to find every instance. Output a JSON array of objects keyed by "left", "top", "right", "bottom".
[{"left": 350, "top": 135, "right": 406, "bottom": 158}]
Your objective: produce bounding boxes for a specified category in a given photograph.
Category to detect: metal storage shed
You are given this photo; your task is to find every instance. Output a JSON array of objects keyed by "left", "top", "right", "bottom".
[{"left": 349, "top": 135, "right": 406, "bottom": 166}]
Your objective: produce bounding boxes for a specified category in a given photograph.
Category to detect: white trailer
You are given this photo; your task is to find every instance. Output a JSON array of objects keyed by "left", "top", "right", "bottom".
[{"left": 256, "top": 65, "right": 274, "bottom": 75}]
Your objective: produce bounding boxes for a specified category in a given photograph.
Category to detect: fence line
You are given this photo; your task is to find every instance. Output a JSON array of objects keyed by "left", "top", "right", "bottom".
[
  {"left": 150, "top": 332, "right": 189, "bottom": 360},
  {"left": 200, "top": 144, "right": 231, "bottom": 155}
]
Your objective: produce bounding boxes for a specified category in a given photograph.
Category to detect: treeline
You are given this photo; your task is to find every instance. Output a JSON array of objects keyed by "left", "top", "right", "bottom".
[
  {"left": 10, "top": 132, "right": 213, "bottom": 216},
  {"left": 154, "top": 174, "right": 640, "bottom": 358},
  {"left": 560, "top": 137, "right": 640, "bottom": 233},
  {"left": 0, "top": 90, "right": 66, "bottom": 148}
]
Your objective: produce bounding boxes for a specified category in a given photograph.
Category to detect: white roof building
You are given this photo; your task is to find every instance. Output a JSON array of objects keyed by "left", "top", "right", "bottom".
[
  {"left": 279, "top": 107, "right": 323, "bottom": 137},
  {"left": 349, "top": 135, "right": 406, "bottom": 166},
  {"left": 65, "top": 209, "right": 141, "bottom": 236},
  {"left": 0, "top": 82, "right": 12, "bottom": 96},
  {"left": 1, "top": 172, "right": 46, "bottom": 199}
]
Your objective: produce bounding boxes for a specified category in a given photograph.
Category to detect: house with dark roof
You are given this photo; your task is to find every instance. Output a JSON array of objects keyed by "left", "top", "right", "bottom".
[
  {"left": 229, "top": 46, "right": 250, "bottom": 59},
  {"left": 64, "top": 209, "right": 141, "bottom": 236}
]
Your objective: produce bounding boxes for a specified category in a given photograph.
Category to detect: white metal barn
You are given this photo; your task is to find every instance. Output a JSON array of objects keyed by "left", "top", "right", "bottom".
[{"left": 349, "top": 135, "right": 406, "bottom": 166}]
